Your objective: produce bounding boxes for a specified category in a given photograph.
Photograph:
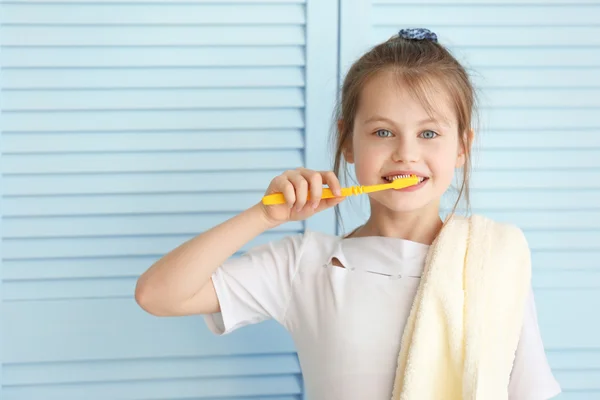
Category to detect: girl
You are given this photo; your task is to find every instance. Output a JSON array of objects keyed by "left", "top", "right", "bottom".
[{"left": 135, "top": 28, "right": 561, "bottom": 399}]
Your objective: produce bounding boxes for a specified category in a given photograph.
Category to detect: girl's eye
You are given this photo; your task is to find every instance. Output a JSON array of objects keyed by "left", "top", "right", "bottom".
[
  {"left": 375, "top": 129, "right": 393, "bottom": 138},
  {"left": 420, "top": 130, "right": 438, "bottom": 139}
]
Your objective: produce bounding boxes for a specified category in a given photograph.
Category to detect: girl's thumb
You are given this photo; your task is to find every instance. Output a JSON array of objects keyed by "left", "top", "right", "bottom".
[{"left": 314, "top": 196, "right": 345, "bottom": 213}]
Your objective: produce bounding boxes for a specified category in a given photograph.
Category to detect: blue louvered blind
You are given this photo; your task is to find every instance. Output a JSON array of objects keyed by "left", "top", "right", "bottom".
[
  {"left": 0, "top": 1, "right": 338, "bottom": 398},
  {"left": 338, "top": 1, "right": 600, "bottom": 399}
]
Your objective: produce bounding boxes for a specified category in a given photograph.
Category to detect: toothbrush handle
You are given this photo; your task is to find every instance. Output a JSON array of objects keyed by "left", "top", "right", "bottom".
[
  {"left": 261, "top": 187, "right": 342, "bottom": 206},
  {"left": 262, "top": 184, "right": 378, "bottom": 205}
]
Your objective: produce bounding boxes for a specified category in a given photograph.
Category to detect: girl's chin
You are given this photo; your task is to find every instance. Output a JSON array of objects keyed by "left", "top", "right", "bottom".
[
  {"left": 370, "top": 188, "right": 442, "bottom": 213},
  {"left": 372, "top": 197, "right": 431, "bottom": 213}
]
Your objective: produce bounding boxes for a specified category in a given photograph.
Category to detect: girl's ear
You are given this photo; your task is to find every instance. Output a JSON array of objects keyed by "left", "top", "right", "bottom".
[
  {"left": 456, "top": 128, "right": 474, "bottom": 168},
  {"left": 338, "top": 120, "right": 355, "bottom": 164}
]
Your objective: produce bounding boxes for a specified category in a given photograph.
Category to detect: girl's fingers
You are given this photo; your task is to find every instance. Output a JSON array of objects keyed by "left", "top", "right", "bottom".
[
  {"left": 314, "top": 196, "right": 345, "bottom": 213},
  {"left": 281, "top": 180, "right": 296, "bottom": 209},
  {"left": 271, "top": 175, "right": 296, "bottom": 209},
  {"left": 322, "top": 171, "right": 342, "bottom": 197},
  {"left": 304, "top": 171, "right": 324, "bottom": 209},
  {"left": 287, "top": 171, "right": 309, "bottom": 212},
  {"left": 272, "top": 168, "right": 343, "bottom": 214}
]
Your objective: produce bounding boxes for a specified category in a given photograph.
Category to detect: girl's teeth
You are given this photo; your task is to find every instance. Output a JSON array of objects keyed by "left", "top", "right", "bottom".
[{"left": 385, "top": 175, "right": 426, "bottom": 182}]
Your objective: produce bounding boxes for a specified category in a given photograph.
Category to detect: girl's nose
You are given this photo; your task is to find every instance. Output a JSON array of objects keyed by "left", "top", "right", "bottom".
[{"left": 391, "top": 137, "right": 420, "bottom": 163}]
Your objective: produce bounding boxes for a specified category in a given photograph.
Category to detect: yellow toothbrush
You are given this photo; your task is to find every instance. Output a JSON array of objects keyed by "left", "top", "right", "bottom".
[{"left": 262, "top": 175, "right": 420, "bottom": 205}]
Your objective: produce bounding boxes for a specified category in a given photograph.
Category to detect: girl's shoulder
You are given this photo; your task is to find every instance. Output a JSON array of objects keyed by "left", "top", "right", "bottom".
[
  {"left": 299, "top": 229, "right": 344, "bottom": 257},
  {"left": 246, "top": 229, "right": 342, "bottom": 264}
]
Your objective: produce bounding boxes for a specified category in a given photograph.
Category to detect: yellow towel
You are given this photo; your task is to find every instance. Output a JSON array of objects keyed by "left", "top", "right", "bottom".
[{"left": 391, "top": 214, "right": 532, "bottom": 400}]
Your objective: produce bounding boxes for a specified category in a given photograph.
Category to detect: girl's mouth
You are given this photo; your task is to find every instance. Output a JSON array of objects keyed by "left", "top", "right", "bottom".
[
  {"left": 383, "top": 174, "right": 428, "bottom": 184},
  {"left": 382, "top": 174, "right": 430, "bottom": 192}
]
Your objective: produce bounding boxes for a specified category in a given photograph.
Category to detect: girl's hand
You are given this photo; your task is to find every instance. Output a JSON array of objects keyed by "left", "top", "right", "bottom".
[{"left": 258, "top": 168, "right": 345, "bottom": 226}]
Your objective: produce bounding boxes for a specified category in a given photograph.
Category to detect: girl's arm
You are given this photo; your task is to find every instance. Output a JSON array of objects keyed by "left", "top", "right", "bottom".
[
  {"left": 135, "top": 203, "right": 276, "bottom": 316},
  {"left": 134, "top": 168, "right": 343, "bottom": 317}
]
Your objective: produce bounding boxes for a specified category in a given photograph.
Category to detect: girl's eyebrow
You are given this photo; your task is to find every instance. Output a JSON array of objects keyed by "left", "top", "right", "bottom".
[
  {"left": 363, "top": 115, "right": 450, "bottom": 128},
  {"left": 417, "top": 117, "right": 437, "bottom": 125},
  {"left": 417, "top": 117, "right": 451, "bottom": 128},
  {"left": 363, "top": 115, "right": 396, "bottom": 125}
]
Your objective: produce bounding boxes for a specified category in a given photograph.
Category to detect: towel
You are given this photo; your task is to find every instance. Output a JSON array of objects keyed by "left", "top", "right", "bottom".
[{"left": 391, "top": 214, "right": 532, "bottom": 400}]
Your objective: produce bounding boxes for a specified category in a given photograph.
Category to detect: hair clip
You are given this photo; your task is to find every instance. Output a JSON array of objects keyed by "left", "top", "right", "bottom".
[{"left": 398, "top": 28, "right": 438, "bottom": 43}]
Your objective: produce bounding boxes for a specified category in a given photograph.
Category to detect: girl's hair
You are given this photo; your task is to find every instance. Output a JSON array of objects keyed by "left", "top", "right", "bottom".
[{"left": 331, "top": 31, "right": 476, "bottom": 229}]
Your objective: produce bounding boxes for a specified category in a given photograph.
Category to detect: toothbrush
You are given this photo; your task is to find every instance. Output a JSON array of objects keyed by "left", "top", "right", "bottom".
[{"left": 262, "top": 175, "right": 420, "bottom": 205}]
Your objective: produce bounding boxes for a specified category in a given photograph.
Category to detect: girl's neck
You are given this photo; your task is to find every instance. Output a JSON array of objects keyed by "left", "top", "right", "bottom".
[{"left": 349, "top": 202, "right": 443, "bottom": 245}]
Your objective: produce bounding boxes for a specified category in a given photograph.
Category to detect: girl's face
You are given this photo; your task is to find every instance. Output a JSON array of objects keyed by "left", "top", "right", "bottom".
[{"left": 344, "top": 69, "right": 467, "bottom": 215}]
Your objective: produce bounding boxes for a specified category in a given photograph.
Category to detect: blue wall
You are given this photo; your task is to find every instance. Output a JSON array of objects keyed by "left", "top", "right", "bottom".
[{"left": 1, "top": 0, "right": 599, "bottom": 398}]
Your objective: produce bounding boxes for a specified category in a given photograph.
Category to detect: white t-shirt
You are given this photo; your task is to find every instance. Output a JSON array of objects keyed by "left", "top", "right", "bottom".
[{"left": 205, "top": 230, "right": 562, "bottom": 400}]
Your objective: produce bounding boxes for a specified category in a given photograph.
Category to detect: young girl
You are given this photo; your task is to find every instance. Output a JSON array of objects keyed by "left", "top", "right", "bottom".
[{"left": 135, "top": 28, "right": 561, "bottom": 399}]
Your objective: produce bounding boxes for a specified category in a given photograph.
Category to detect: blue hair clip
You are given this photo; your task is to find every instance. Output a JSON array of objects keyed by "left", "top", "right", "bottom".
[{"left": 398, "top": 28, "right": 438, "bottom": 43}]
